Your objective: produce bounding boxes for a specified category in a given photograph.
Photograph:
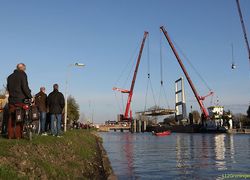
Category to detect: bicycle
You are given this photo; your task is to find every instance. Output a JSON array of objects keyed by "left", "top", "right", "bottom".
[{"left": 16, "top": 99, "right": 39, "bottom": 140}]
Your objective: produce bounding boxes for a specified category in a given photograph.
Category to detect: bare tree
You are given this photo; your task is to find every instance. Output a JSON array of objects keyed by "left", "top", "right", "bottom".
[{"left": 247, "top": 106, "right": 250, "bottom": 119}]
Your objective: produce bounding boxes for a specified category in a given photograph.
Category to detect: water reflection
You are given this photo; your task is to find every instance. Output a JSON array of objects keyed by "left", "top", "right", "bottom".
[
  {"left": 214, "top": 134, "right": 227, "bottom": 170},
  {"left": 100, "top": 133, "right": 250, "bottom": 179},
  {"left": 229, "top": 135, "right": 235, "bottom": 163},
  {"left": 201, "top": 134, "right": 210, "bottom": 168},
  {"left": 176, "top": 135, "right": 189, "bottom": 173},
  {"left": 122, "top": 133, "right": 134, "bottom": 177}
]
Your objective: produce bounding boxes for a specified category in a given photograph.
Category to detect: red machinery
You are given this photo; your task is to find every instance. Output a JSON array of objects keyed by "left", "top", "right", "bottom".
[
  {"left": 236, "top": 0, "right": 250, "bottom": 64},
  {"left": 160, "top": 26, "right": 213, "bottom": 119},
  {"left": 113, "top": 32, "right": 149, "bottom": 121}
]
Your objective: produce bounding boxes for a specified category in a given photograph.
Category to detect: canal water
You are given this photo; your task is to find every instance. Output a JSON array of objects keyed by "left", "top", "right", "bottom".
[{"left": 100, "top": 132, "right": 250, "bottom": 180}]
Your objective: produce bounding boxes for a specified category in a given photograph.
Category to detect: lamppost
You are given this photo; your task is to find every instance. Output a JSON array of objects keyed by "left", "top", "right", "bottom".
[{"left": 64, "top": 63, "right": 85, "bottom": 132}]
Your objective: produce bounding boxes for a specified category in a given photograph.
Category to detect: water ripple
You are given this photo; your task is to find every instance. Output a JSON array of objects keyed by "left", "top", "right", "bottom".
[{"left": 100, "top": 132, "right": 250, "bottom": 179}]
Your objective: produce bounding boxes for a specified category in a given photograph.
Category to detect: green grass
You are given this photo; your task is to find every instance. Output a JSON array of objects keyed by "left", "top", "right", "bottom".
[
  {"left": 0, "top": 165, "right": 27, "bottom": 180},
  {"left": 0, "top": 130, "right": 104, "bottom": 179}
]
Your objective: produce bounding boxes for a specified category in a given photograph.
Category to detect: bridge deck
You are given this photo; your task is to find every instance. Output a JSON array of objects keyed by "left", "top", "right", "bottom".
[
  {"left": 136, "top": 108, "right": 176, "bottom": 116},
  {"left": 99, "top": 125, "right": 130, "bottom": 132}
]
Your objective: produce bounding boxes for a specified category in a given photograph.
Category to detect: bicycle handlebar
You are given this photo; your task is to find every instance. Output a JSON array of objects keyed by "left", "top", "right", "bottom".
[{"left": 23, "top": 99, "right": 33, "bottom": 105}]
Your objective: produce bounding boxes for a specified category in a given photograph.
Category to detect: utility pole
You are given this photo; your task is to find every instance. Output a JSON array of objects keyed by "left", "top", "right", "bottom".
[{"left": 64, "top": 63, "right": 85, "bottom": 132}]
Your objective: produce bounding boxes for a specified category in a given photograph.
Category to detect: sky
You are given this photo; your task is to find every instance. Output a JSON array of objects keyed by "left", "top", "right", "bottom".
[{"left": 0, "top": 0, "right": 249, "bottom": 123}]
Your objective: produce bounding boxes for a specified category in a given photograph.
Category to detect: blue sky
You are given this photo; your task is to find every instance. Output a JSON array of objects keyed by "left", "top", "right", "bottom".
[{"left": 0, "top": 0, "right": 249, "bottom": 123}]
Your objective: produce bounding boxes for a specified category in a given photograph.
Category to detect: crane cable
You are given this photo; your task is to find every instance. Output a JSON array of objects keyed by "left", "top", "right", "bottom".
[
  {"left": 231, "top": 44, "right": 237, "bottom": 69},
  {"left": 113, "top": 42, "right": 140, "bottom": 114},
  {"left": 232, "top": 44, "right": 234, "bottom": 65},
  {"left": 114, "top": 43, "right": 140, "bottom": 87},
  {"left": 172, "top": 39, "right": 212, "bottom": 92},
  {"left": 122, "top": 55, "right": 137, "bottom": 89},
  {"left": 144, "top": 35, "right": 157, "bottom": 111},
  {"left": 114, "top": 91, "right": 123, "bottom": 113},
  {"left": 121, "top": 93, "right": 125, "bottom": 112},
  {"left": 158, "top": 35, "right": 170, "bottom": 108},
  {"left": 160, "top": 34, "right": 164, "bottom": 85}
]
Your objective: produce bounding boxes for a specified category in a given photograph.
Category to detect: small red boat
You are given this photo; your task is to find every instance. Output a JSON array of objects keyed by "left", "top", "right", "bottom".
[{"left": 153, "top": 131, "right": 171, "bottom": 136}]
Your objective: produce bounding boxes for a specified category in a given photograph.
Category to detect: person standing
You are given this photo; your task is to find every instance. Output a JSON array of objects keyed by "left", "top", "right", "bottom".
[
  {"left": 47, "top": 84, "right": 65, "bottom": 137},
  {"left": 1, "top": 103, "right": 9, "bottom": 136},
  {"left": 0, "top": 93, "right": 8, "bottom": 136},
  {"left": 35, "top": 87, "right": 47, "bottom": 135},
  {"left": 7, "top": 63, "right": 32, "bottom": 139}
]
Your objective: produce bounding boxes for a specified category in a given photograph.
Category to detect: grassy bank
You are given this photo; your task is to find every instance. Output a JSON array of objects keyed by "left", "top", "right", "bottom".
[{"left": 0, "top": 130, "right": 109, "bottom": 179}]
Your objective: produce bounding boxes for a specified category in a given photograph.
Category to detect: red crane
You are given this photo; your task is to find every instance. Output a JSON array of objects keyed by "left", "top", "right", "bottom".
[
  {"left": 160, "top": 26, "right": 212, "bottom": 119},
  {"left": 113, "top": 31, "right": 149, "bottom": 121},
  {"left": 236, "top": 0, "right": 250, "bottom": 64}
]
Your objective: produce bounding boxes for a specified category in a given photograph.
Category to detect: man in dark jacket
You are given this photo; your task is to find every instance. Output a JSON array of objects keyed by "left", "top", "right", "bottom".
[
  {"left": 7, "top": 63, "right": 32, "bottom": 104},
  {"left": 7, "top": 63, "right": 32, "bottom": 139},
  {"left": 35, "top": 87, "right": 47, "bottom": 135},
  {"left": 47, "top": 84, "right": 65, "bottom": 137}
]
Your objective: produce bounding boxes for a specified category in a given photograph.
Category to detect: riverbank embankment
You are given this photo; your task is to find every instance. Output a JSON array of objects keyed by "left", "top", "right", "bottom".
[{"left": 0, "top": 130, "right": 115, "bottom": 179}]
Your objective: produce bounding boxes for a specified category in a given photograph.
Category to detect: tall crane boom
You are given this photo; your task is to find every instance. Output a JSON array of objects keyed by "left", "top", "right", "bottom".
[
  {"left": 236, "top": 0, "right": 250, "bottom": 63},
  {"left": 124, "top": 31, "right": 149, "bottom": 120},
  {"left": 160, "top": 26, "right": 210, "bottom": 118}
]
